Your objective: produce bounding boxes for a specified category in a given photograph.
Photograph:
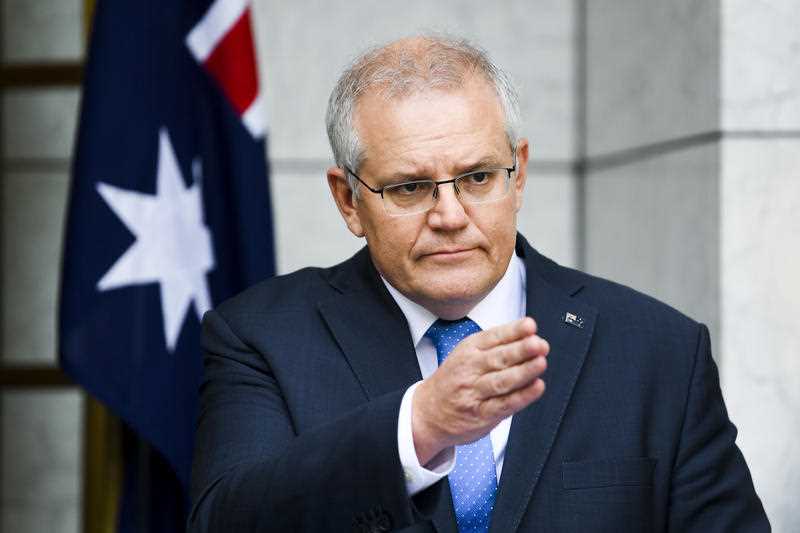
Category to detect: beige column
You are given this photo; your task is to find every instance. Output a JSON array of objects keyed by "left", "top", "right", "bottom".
[
  {"left": 581, "top": 1, "right": 799, "bottom": 529},
  {"left": 719, "top": 1, "right": 800, "bottom": 529}
]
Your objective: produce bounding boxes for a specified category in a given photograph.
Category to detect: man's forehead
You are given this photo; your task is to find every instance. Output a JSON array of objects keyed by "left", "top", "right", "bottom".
[
  {"left": 356, "top": 72, "right": 497, "bottom": 108},
  {"left": 353, "top": 79, "right": 505, "bottom": 143}
]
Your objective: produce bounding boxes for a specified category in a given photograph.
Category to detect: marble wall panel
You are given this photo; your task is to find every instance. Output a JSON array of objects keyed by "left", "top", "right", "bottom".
[
  {"left": 721, "top": 0, "right": 800, "bottom": 130},
  {"left": 253, "top": 0, "right": 574, "bottom": 161},
  {"left": 1, "top": 0, "right": 84, "bottom": 62},
  {"left": 517, "top": 171, "right": 576, "bottom": 268},
  {"left": 1, "top": 390, "right": 83, "bottom": 533},
  {"left": 1, "top": 173, "right": 69, "bottom": 364},
  {"left": 584, "top": 144, "right": 720, "bottom": 342},
  {"left": 2, "top": 88, "right": 81, "bottom": 160},
  {"left": 719, "top": 138, "right": 800, "bottom": 532},
  {"left": 585, "top": 0, "right": 719, "bottom": 156}
]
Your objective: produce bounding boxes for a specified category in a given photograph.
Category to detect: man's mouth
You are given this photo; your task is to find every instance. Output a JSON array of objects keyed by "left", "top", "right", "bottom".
[{"left": 421, "top": 247, "right": 477, "bottom": 259}]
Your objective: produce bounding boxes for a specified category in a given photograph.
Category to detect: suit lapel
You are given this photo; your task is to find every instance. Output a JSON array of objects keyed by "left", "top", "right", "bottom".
[
  {"left": 318, "top": 248, "right": 458, "bottom": 533},
  {"left": 317, "top": 248, "right": 422, "bottom": 399},
  {"left": 490, "top": 240, "right": 597, "bottom": 533}
]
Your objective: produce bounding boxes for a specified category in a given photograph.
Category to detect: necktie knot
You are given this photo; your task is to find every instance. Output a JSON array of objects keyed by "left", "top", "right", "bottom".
[{"left": 425, "top": 317, "right": 481, "bottom": 366}]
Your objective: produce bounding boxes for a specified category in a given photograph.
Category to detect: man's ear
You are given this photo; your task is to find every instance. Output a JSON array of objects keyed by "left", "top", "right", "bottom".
[
  {"left": 513, "top": 138, "right": 530, "bottom": 212},
  {"left": 327, "top": 167, "right": 365, "bottom": 237}
]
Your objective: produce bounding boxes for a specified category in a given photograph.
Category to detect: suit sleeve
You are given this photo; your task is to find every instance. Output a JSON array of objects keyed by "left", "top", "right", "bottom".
[
  {"left": 668, "top": 323, "right": 770, "bottom": 532},
  {"left": 187, "top": 309, "right": 418, "bottom": 532}
]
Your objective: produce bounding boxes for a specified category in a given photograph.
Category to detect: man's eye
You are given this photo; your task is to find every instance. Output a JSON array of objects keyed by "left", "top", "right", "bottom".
[
  {"left": 393, "top": 181, "right": 427, "bottom": 195},
  {"left": 465, "top": 172, "right": 491, "bottom": 184}
]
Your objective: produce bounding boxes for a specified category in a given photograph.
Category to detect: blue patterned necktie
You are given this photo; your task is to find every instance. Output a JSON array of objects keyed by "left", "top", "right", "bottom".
[{"left": 426, "top": 318, "right": 498, "bottom": 533}]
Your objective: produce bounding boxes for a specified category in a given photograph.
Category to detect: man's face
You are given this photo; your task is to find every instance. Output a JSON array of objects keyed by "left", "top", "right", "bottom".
[{"left": 328, "top": 77, "right": 528, "bottom": 318}]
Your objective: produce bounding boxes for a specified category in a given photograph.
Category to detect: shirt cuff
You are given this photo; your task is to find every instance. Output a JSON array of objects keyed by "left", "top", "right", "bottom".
[{"left": 397, "top": 381, "right": 455, "bottom": 496}]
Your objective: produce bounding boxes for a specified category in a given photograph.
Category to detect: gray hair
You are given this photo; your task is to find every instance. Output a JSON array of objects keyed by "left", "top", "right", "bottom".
[{"left": 325, "top": 35, "right": 521, "bottom": 195}]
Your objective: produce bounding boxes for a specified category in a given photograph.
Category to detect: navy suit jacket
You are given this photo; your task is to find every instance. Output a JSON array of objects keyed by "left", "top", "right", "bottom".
[{"left": 188, "top": 235, "right": 768, "bottom": 532}]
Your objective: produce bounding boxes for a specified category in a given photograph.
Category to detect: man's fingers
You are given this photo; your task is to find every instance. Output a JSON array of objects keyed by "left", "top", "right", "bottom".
[
  {"left": 473, "top": 317, "right": 537, "bottom": 350},
  {"left": 476, "top": 354, "right": 547, "bottom": 399},
  {"left": 483, "top": 335, "right": 549, "bottom": 371},
  {"left": 480, "top": 378, "right": 546, "bottom": 419}
]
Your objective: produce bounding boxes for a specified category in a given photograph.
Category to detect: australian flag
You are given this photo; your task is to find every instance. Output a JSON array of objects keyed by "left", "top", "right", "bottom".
[{"left": 60, "top": 0, "right": 274, "bottom": 529}]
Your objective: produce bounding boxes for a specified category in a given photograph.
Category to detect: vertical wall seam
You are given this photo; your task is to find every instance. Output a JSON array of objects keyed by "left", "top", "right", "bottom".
[
  {"left": 574, "top": 0, "right": 588, "bottom": 270},
  {"left": 0, "top": 0, "right": 6, "bottom": 530}
]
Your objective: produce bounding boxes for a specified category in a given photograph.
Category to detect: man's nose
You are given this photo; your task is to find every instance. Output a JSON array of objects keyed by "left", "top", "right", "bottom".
[{"left": 426, "top": 183, "right": 469, "bottom": 230}]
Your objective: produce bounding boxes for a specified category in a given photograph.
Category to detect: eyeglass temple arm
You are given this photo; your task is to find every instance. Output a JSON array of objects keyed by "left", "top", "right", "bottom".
[{"left": 343, "top": 166, "right": 383, "bottom": 194}]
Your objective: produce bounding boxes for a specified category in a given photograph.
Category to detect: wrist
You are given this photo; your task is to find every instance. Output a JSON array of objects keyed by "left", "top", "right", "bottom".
[{"left": 411, "top": 381, "right": 448, "bottom": 465}]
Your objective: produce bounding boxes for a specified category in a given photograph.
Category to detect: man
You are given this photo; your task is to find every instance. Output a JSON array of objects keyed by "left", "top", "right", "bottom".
[{"left": 189, "top": 36, "right": 768, "bottom": 532}]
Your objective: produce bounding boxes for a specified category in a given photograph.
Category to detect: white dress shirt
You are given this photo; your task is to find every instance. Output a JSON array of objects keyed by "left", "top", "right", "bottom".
[{"left": 382, "top": 253, "right": 527, "bottom": 496}]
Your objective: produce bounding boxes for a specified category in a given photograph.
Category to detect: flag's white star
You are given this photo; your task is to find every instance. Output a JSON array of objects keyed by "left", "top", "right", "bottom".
[{"left": 96, "top": 127, "right": 215, "bottom": 352}]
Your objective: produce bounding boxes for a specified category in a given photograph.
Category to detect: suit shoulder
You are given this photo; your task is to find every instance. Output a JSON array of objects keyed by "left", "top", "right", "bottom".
[
  {"left": 537, "top": 258, "right": 707, "bottom": 375},
  {"left": 541, "top": 256, "right": 700, "bottom": 333},
  {"left": 213, "top": 266, "right": 336, "bottom": 318}
]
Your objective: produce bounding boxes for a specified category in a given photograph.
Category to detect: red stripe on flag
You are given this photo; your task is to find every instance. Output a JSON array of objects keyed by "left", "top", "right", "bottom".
[{"left": 202, "top": 8, "right": 259, "bottom": 115}]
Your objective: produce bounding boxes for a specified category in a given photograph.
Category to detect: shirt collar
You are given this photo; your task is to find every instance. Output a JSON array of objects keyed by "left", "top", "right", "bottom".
[{"left": 382, "top": 253, "right": 527, "bottom": 347}]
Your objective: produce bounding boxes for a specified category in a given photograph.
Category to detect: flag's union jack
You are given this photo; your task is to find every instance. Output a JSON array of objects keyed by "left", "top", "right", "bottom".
[{"left": 188, "top": 0, "right": 265, "bottom": 137}]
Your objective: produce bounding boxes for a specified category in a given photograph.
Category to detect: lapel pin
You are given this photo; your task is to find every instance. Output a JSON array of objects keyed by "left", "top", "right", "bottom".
[{"left": 564, "top": 312, "right": 584, "bottom": 329}]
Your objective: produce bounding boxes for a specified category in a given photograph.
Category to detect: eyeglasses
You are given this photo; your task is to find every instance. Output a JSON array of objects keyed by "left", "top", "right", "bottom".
[{"left": 344, "top": 152, "right": 517, "bottom": 216}]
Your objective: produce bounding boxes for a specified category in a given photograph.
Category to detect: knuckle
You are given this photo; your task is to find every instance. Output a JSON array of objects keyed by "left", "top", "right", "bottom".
[
  {"left": 516, "top": 337, "right": 531, "bottom": 356},
  {"left": 526, "top": 356, "right": 544, "bottom": 376},
  {"left": 502, "top": 398, "right": 516, "bottom": 413},
  {"left": 492, "top": 375, "right": 509, "bottom": 395},
  {"left": 467, "top": 401, "right": 483, "bottom": 421},
  {"left": 491, "top": 349, "right": 508, "bottom": 370},
  {"left": 494, "top": 396, "right": 511, "bottom": 414}
]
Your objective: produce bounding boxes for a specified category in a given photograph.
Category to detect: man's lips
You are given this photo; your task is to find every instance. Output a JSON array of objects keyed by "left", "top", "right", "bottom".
[{"left": 419, "top": 247, "right": 478, "bottom": 259}]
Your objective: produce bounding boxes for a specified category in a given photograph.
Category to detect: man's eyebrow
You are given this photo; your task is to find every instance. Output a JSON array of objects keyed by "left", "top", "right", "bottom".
[
  {"left": 454, "top": 156, "right": 505, "bottom": 174},
  {"left": 377, "top": 155, "right": 507, "bottom": 184},
  {"left": 382, "top": 168, "right": 436, "bottom": 183}
]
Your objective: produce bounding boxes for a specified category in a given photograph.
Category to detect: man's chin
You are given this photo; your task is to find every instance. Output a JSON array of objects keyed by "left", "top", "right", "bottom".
[{"left": 411, "top": 277, "right": 494, "bottom": 317}]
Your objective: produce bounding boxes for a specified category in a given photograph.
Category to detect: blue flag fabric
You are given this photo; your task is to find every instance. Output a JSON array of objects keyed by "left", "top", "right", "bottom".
[{"left": 60, "top": 0, "right": 274, "bottom": 523}]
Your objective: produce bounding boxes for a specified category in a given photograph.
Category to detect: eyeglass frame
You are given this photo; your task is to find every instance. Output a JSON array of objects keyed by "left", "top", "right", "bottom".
[{"left": 343, "top": 149, "right": 518, "bottom": 216}]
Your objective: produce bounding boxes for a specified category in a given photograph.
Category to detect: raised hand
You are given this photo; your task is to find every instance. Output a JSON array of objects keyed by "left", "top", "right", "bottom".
[{"left": 412, "top": 317, "right": 549, "bottom": 465}]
